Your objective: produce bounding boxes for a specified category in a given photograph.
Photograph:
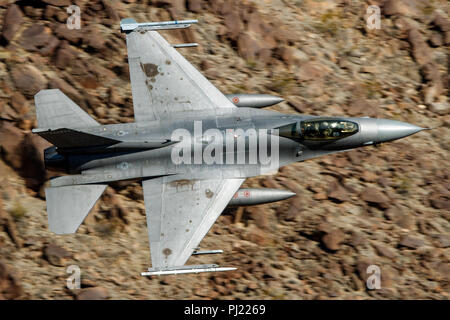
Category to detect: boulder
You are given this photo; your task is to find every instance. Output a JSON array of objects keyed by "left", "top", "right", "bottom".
[
  {"left": 384, "top": 206, "right": 402, "bottom": 221},
  {"left": 429, "top": 32, "right": 443, "bottom": 47},
  {"left": 432, "top": 12, "right": 450, "bottom": 33},
  {"left": 186, "top": 0, "right": 203, "bottom": 13},
  {"left": 423, "top": 84, "right": 442, "bottom": 105},
  {"left": 21, "top": 133, "right": 51, "bottom": 192},
  {"left": 54, "top": 41, "right": 79, "bottom": 69},
  {"left": 43, "top": 5, "right": 59, "bottom": 20},
  {"left": 360, "top": 170, "right": 378, "bottom": 183},
  {"left": 429, "top": 196, "right": 450, "bottom": 210},
  {"left": 10, "top": 65, "right": 48, "bottom": 98},
  {"left": 321, "top": 228, "right": 345, "bottom": 251},
  {"left": 0, "top": 261, "right": 23, "bottom": 299},
  {"left": 327, "top": 181, "right": 350, "bottom": 203},
  {"left": 383, "top": 0, "right": 424, "bottom": 18},
  {"left": 283, "top": 196, "right": 302, "bottom": 222},
  {"left": 0, "top": 197, "right": 22, "bottom": 248},
  {"left": 10, "top": 92, "right": 29, "bottom": 117},
  {"left": 0, "top": 122, "right": 24, "bottom": 170},
  {"left": 54, "top": 24, "right": 83, "bottom": 44},
  {"left": 0, "top": 123, "right": 51, "bottom": 192},
  {"left": 1, "top": 4, "right": 23, "bottom": 43},
  {"left": 374, "top": 244, "right": 396, "bottom": 259},
  {"left": 421, "top": 63, "right": 441, "bottom": 85},
  {"left": 257, "top": 48, "right": 273, "bottom": 66},
  {"left": 429, "top": 101, "right": 449, "bottom": 116},
  {"left": 247, "top": 12, "right": 266, "bottom": 35},
  {"left": 101, "top": 0, "right": 120, "bottom": 21},
  {"left": 407, "top": 28, "right": 432, "bottom": 66},
  {"left": 237, "top": 33, "right": 260, "bottom": 61},
  {"left": 398, "top": 235, "right": 425, "bottom": 249},
  {"left": 44, "top": 244, "right": 72, "bottom": 267},
  {"left": 82, "top": 26, "right": 106, "bottom": 52},
  {"left": 102, "top": 189, "right": 128, "bottom": 224},
  {"left": 223, "top": 11, "right": 244, "bottom": 40},
  {"left": 355, "top": 258, "right": 372, "bottom": 283},
  {"left": 349, "top": 232, "right": 365, "bottom": 248},
  {"left": 394, "top": 212, "right": 416, "bottom": 230},
  {"left": 18, "top": 24, "right": 60, "bottom": 56},
  {"left": 360, "top": 187, "right": 391, "bottom": 209},
  {"left": 277, "top": 46, "right": 309, "bottom": 65}
]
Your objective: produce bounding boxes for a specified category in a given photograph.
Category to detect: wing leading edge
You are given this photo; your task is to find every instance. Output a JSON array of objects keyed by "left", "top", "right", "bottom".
[
  {"left": 124, "top": 25, "right": 236, "bottom": 122},
  {"left": 142, "top": 176, "right": 244, "bottom": 270}
]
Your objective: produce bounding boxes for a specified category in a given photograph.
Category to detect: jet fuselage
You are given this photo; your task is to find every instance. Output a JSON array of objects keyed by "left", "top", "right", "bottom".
[{"left": 45, "top": 108, "right": 424, "bottom": 187}]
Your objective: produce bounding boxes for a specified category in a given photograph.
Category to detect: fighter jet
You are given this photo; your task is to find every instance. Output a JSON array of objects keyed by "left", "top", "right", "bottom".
[{"left": 33, "top": 19, "right": 426, "bottom": 276}]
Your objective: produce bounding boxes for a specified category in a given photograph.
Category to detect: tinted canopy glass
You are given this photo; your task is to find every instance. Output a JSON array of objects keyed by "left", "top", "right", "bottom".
[{"left": 278, "top": 119, "right": 359, "bottom": 141}]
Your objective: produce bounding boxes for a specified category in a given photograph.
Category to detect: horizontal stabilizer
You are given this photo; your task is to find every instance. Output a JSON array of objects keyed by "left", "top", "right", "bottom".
[
  {"left": 33, "top": 128, "right": 119, "bottom": 148},
  {"left": 45, "top": 184, "right": 107, "bottom": 234},
  {"left": 34, "top": 89, "right": 98, "bottom": 129}
]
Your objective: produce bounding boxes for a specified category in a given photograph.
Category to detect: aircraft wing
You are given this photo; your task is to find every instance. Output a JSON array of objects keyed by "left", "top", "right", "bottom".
[
  {"left": 125, "top": 28, "right": 236, "bottom": 122},
  {"left": 142, "top": 176, "right": 244, "bottom": 270}
]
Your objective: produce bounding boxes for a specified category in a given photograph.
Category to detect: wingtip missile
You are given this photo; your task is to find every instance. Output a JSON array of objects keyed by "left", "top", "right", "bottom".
[
  {"left": 142, "top": 264, "right": 237, "bottom": 276},
  {"left": 120, "top": 18, "right": 198, "bottom": 33}
]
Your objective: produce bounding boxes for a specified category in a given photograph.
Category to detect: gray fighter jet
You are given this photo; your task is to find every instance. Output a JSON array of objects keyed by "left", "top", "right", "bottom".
[{"left": 33, "top": 19, "right": 426, "bottom": 276}]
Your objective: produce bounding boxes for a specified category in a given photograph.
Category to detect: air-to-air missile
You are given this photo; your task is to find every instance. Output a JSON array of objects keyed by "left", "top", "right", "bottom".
[
  {"left": 225, "top": 94, "right": 284, "bottom": 108},
  {"left": 119, "top": 18, "right": 199, "bottom": 31},
  {"left": 228, "top": 188, "right": 296, "bottom": 207}
]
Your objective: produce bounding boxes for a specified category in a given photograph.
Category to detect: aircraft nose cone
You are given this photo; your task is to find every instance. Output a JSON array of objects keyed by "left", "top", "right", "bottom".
[{"left": 376, "top": 119, "right": 425, "bottom": 143}]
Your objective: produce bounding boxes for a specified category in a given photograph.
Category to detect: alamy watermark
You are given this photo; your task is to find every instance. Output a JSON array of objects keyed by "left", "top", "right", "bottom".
[
  {"left": 366, "top": 5, "right": 381, "bottom": 30},
  {"left": 366, "top": 265, "right": 381, "bottom": 290},
  {"left": 67, "top": 5, "right": 81, "bottom": 30},
  {"left": 66, "top": 264, "right": 81, "bottom": 289},
  {"left": 170, "top": 121, "right": 280, "bottom": 170}
]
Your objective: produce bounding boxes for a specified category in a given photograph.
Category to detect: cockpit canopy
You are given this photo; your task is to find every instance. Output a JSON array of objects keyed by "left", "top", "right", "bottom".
[{"left": 278, "top": 119, "right": 359, "bottom": 141}]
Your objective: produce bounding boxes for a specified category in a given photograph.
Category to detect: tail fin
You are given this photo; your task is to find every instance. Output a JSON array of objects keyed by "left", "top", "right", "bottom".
[
  {"left": 45, "top": 184, "right": 107, "bottom": 234},
  {"left": 34, "top": 89, "right": 99, "bottom": 129}
]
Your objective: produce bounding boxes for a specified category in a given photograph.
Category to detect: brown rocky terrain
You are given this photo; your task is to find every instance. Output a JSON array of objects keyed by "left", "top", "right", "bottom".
[{"left": 0, "top": 0, "right": 448, "bottom": 299}]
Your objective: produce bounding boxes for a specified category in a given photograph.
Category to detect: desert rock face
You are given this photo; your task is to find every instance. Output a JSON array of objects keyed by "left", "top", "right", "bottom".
[{"left": 0, "top": 0, "right": 448, "bottom": 299}]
